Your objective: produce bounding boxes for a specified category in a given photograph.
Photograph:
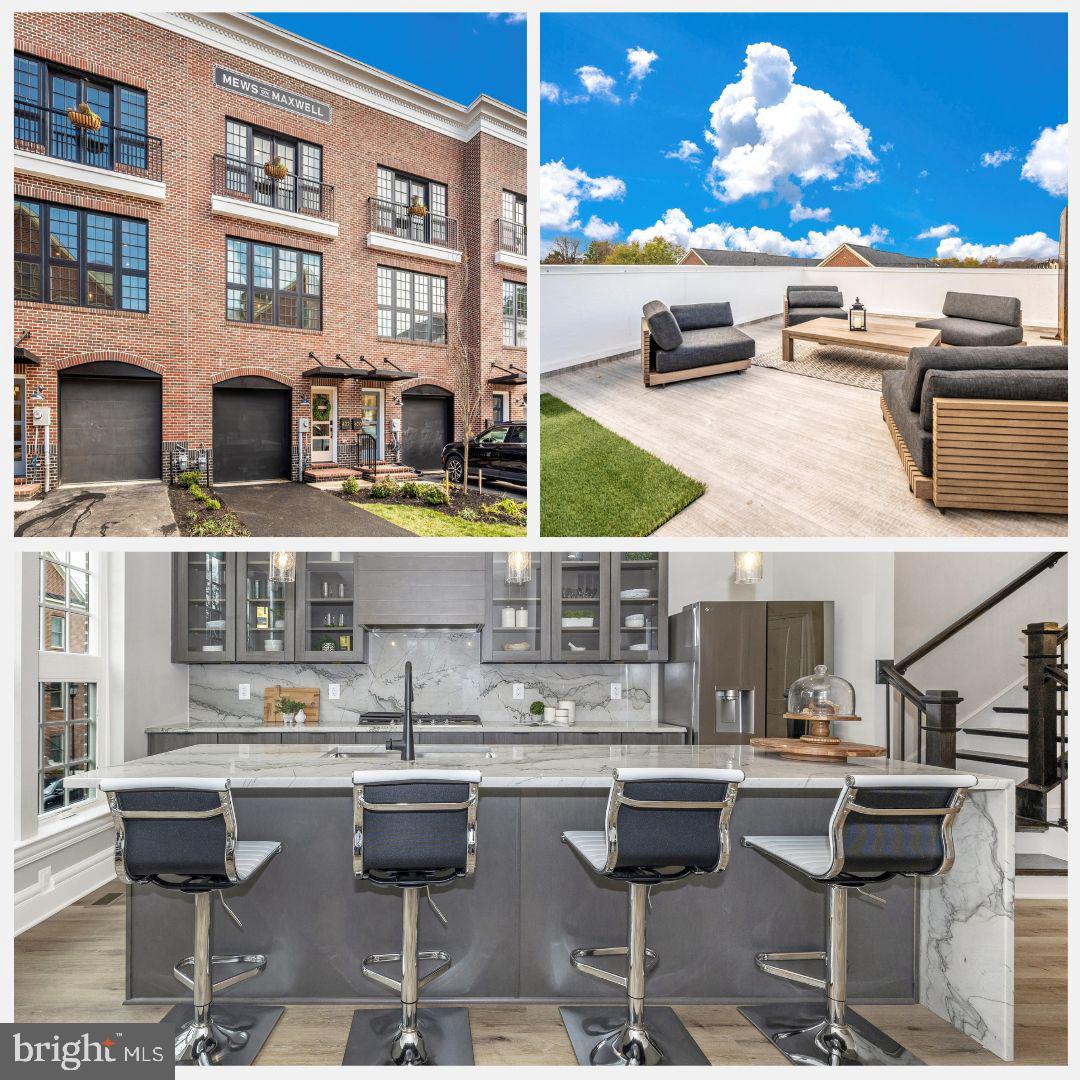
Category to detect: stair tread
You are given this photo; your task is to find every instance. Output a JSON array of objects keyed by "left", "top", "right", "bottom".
[
  {"left": 1015, "top": 853, "right": 1068, "bottom": 876},
  {"left": 955, "top": 749, "right": 1028, "bottom": 767},
  {"left": 963, "top": 727, "right": 1067, "bottom": 741}
]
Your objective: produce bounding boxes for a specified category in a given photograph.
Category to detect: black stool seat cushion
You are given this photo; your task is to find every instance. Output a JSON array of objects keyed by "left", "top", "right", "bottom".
[{"left": 360, "top": 781, "right": 470, "bottom": 878}]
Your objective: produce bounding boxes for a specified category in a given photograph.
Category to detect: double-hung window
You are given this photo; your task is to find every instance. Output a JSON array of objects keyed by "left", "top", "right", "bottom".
[
  {"left": 223, "top": 120, "right": 324, "bottom": 215},
  {"left": 377, "top": 266, "right": 447, "bottom": 344},
  {"left": 14, "top": 199, "right": 148, "bottom": 311},
  {"left": 375, "top": 167, "right": 450, "bottom": 247},
  {"left": 40, "top": 551, "right": 92, "bottom": 654},
  {"left": 500, "top": 190, "right": 527, "bottom": 254},
  {"left": 502, "top": 280, "right": 527, "bottom": 347},
  {"left": 226, "top": 238, "right": 322, "bottom": 329}
]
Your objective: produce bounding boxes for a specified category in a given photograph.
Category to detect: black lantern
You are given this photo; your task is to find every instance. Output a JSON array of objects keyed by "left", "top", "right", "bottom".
[{"left": 849, "top": 296, "right": 867, "bottom": 332}]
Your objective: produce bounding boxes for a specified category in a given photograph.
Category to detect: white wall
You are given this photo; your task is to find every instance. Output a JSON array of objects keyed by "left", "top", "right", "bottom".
[
  {"left": 539, "top": 264, "right": 1058, "bottom": 372},
  {"left": 666, "top": 551, "right": 774, "bottom": 614}
]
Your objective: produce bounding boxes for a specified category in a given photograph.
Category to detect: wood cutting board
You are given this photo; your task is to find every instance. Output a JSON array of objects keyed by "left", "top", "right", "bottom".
[
  {"left": 262, "top": 685, "right": 321, "bottom": 724},
  {"left": 751, "top": 737, "right": 885, "bottom": 761}
]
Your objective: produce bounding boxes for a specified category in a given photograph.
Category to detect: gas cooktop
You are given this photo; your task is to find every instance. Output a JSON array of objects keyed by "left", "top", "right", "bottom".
[{"left": 358, "top": 711, "right": 482, "bottom": 727}]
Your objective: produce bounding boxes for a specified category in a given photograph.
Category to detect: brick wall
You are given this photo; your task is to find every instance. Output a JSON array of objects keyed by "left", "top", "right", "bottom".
[{"left": 817, "top": 247, "right": 867, "bottom": 268}]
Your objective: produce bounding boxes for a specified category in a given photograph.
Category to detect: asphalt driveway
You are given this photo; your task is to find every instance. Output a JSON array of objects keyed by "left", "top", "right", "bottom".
[
  {"left": 218, "top": 482, "right": 412, "bottom": 537},
  {"left": 417, "top": 471, "right": 526, "bottom": 501},
  {"left": 15, "top": 482, "right": 177, "bottom": 537}
]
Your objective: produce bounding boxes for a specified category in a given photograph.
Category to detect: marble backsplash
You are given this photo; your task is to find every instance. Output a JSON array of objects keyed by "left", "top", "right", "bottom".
[{"left": 189, "top": 630, "right": 656, "bottom": 725}]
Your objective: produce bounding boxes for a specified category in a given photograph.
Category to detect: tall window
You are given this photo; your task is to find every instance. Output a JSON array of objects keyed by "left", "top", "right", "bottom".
[
  {"left": 223, "top": 120, "right": 324, "bottom": 215},
  {"left": 226, "top": 238, "right": 322, "bottom": 329},
  {"left": 375, "top": 167, "right": 450, "bottom": 246},
  {"left": 377, "top": 265, "right": 447, "bottom": 344},
  {"left": 40, "top": 551, "right": 91, "bottom": 654},
  {"left": 502, "top": 280, "right": 527, "bottom": 347},
  {"left": 39, "top": 682, "right": 96, "bottom": 814},
  {"left": 14, "top": 200, "right": 148, "bottom": 311},
  {"left": 500, "top": 190, "right": 526, "bottom": 254}
]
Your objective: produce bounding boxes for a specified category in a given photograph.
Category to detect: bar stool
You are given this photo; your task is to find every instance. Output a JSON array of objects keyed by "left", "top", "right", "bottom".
[
  {"left": 739, "top": 772, "right": 978, "bottom": 1066},
  {"left": 560, "top": 766, "right": 744, "bottom": 1066},
  {"left": 100, "top": 778, "right": 282, "bottom": 1067},
  {"left": 343, "top": 769, "right": 481, "bottom": 1067}
]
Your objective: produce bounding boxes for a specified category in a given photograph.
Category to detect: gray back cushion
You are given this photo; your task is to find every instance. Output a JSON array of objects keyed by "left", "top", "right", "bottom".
[
  {"left": 840, "top": 786, "right": 954, "bottom": 876},
  {"left": 643, "top": 300, "right": 683, "bottom": 351},
  {"left": 361, "top": 780, "right": 471, "bottom": 873},
  {"left": 902, "top": 344, "right": 1067, "bottom": 411},
  {"left": 787, "top": 284, "right": 839, "bottom": 299},
  {"left": 919, "top": 368, "right": 1067, "bottom": 430},
  {"left": 788, "top": 289, "right": 843, "bottom": 309},
  {"left": 941, "top": 291, "right": 1022, "bottom": 327},
  {"left": 671, "top": 301, "right": 733, "bottom": 330},
  {"left": 114, "top": 788, "right": 229, "bottom": 880}
]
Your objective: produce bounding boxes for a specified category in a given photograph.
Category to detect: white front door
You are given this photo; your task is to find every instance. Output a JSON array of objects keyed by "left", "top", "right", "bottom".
[{"left": 311, "top": 387, "right": 336, "bottom": 463}]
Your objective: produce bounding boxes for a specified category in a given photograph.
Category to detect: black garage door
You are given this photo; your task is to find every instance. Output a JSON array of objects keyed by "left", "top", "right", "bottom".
[
  {"left": 60, "top": 362, "right": 162, "bottom": 484},
  {"left": 213, "top": 377, "right": 291, "bottom": 483},
  {"left": 401, "top": 386, "right": 453, "bottom": 471}
]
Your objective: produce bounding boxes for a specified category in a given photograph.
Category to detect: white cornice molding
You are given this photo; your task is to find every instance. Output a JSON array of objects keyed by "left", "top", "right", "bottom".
[{"left": 131, "top": 12, "right": 526, "bottom": 149}]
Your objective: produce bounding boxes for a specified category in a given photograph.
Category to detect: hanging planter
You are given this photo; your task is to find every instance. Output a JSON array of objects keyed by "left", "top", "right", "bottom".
[
  {"left": 263, "top": 156, "right": 289, "bottom": 181},
  {"left": 408, "top": 195, "right": 428, "bottom": 218},
  {"left": 67, "top": 102, "right": 102, "bottom": 132}
]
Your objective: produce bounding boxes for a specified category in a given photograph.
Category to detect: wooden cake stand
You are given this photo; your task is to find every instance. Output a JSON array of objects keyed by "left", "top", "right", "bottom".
[{"left": 751, "top": 711, "right": 885, "bottom": 761}]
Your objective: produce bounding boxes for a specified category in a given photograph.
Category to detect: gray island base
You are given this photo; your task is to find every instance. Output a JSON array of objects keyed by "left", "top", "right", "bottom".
[{"left": 69, "top": 744, "right": 1014, "bottom": 1060}]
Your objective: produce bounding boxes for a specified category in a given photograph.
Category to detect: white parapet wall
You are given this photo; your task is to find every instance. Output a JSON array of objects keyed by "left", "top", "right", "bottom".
[{"left": 539, "top": 264, "right": 1060, "bottom": 373}]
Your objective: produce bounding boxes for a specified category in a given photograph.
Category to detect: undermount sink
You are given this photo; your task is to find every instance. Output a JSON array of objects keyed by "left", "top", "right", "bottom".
[{"left": 324, "top": 744, "right": 495, "bottom": 759}]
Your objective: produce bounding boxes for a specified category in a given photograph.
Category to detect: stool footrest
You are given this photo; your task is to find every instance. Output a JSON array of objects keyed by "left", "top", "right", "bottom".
[
  {"left": 173, "top": 953, "right": 268, "bottom": 995},
  {"left": 754, "top": 950, "right": 827, "bottom": 991},
  {"left": 570, "top": 945, "right": 659, "bottom": 991},
  {"left": 362, "top": 950, "right": 451, "bottom": 995}
]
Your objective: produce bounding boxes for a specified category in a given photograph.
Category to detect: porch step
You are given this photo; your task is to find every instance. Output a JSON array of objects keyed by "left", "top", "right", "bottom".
[
  {"left": 358, "top": 462, "right": 420, "bottom": 481},
  {"left": 955, "top": 750, "right": 1028, "bottom": 768},
  {"left": 1015, "top": 853, "right": 1067, "bottom": 876},
  {"left": 14, "top": 481, "right": 43, "bottom": 501},
  {"left": 303, "top": 464, "right": 363, "bottom": 483},
  {"left": 963, "top": 727, "right": 1067, "bottom": 742}
]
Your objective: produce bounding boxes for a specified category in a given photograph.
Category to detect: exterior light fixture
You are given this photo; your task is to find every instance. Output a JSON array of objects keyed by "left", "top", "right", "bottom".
[
  {"left": 733, "top": 551, "right": 764, "bottom": 585},
  {"left": 269, "top": 551, "right": 296, "bottom": 584},
  {"left": 849, "top": 297, "right": 867, "bottom": 332},
  {"left": 506, "top": 551, "right": 532, "bottom": 585}
]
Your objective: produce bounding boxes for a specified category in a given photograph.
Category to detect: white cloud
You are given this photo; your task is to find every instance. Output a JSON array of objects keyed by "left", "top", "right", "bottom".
[
  {"left": 1021, "top": 122, "right": 1067, "bottom": 196},
  {"left": 488, "top": 12, "right": 526, "bottom": 24},
  {"left": 918, "top": 169, "right": 928, "bottom": 179},
  {"left": 980, "top": 148, "right": 1015, "bottom": 168},
  {"left": 626, "top": 207, "right": 888, "bottom": 259},
  {"left": 576, "top": 65, "right": 619, "bottom": 102},
  {"left": 833, "top": 165, "right": 879, "bottom": 191},
  {"left": 935, "top": 231, "right": 1058, "bottom": 261},
  {"left": 539, "top": 159, "right": 626, "bottom": 232},
  {"left": 664, "top": 139, "right": 702, "bottom": 162},
  {"left": 790, "top": 202, "right": 830, "bottom": 223},
  {"left": 583, "top": 216, "right": 621, "bottom": 241},
  {"left": 916, "top": 223, "right": 958, "bottom": 240},
  {"left": 879, "top": 141, "right": 894, "bottom": 153},
  {"left": 626, "top": 46, "right": 658, "bottom": 81},
  {"left": 539, "top": 81, "right": 561, "bottom": 103},
  {"left": 703, "top": 41, "right": 875, "bottom": 203}
]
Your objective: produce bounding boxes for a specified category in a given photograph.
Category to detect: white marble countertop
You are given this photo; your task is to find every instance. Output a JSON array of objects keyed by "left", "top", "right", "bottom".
[
  {"left": 145, "top": 719, "right": 686, "bottom": 735},
  {"left": 68, "top": 743, "right": 1010, "bottom": 792}
]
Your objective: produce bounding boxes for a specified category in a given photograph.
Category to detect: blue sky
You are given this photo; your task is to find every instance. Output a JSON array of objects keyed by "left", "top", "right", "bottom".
[
  {"left": 540, "top": 13, "right": 1067, "bottom": 260},
  {"left": 254, "top": 11, "right": 525, "bottom": 111}
]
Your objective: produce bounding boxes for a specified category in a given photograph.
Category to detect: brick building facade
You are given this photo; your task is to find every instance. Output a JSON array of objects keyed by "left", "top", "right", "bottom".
[{"left": 13, "top": 11, "right": 527, "bottom": 489}]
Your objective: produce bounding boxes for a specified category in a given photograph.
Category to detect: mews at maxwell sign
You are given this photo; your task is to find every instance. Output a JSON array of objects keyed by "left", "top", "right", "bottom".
[{"left": 214, "top": 66, "right": 332, "bottom": 124}]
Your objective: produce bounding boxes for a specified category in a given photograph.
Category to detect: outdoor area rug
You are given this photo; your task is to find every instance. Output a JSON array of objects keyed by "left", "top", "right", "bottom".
[{"left": 753, "top": 342, "right": 905, "bottom": 390}]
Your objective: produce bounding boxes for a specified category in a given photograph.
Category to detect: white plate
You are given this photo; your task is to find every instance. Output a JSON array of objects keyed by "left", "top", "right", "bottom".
[
  {"left": 201, "top": 644, "right": 224, "bottom": 652},
  {"left": 620, "top": 588, "right": 650, "bottom": 599}
]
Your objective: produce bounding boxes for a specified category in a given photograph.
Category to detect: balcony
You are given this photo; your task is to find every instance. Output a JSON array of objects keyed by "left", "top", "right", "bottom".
[
  {"left": 210, "top": 155, "right": 339, "bottom": 240},
  {"left": 365, "top": 197, "right": 462, "bottom": 266},
  {"left": 13, "top": 101, "right": 165, "bottom": 202},
  {"left": 495, "top": 217, "right": 527, "bottom": 269}
]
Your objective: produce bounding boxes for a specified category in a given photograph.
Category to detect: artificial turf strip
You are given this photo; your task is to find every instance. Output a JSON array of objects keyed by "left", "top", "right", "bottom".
[
  {"left": 539, "top": 393, "right": 706, "bottom": 536},
  {"left": 353, "top": 502, "right": 526, "bottom": 538}
]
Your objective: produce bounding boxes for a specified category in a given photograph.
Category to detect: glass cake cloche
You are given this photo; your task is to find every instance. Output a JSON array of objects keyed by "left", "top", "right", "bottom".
[{"left": 786, "top": 665, "right": 859, "bottom": 723}]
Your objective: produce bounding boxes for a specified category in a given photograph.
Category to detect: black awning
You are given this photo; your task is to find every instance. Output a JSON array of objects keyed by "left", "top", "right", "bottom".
[
  {"left": 14, "top": 346, "right": 41, "bottom": 366},
  {"left": 302, "top": 364, "right": 419, "bottom": 382},
  {"left": 488, "top": 372, "right": 526, "bottom": 385}
]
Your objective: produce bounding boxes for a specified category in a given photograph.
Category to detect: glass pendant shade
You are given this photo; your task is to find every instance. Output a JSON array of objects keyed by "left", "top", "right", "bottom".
[
  {"left": 788, "top": 664, "right": 857, "bottom": 719},
  {"left": 505, "top": 551, "right": 532, "bottom": 585},
  {"left": 733, "top": 551, "right": 764, "bottom": 584},
  {"left": 269, "top": 551, "right": 296, "bottom": 584}
]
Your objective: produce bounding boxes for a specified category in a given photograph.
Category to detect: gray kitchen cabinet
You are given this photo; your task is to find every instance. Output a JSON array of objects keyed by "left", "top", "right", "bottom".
[
  {"left": 236, "top": 553, "right": 295, "bottom": 663},
  {"left": 482, "top": 730, "right": 559, "bottom": 745},
  {"left": 610, "top": 552, "right": 669, "bottom": 662},
  {"left": 415, "top": 730, "right": 485, "bottom": 745},
  {"left": 221, "top": 732, "right": 283, "bottom": 744},
  {"left": 276, "top": 730, "right": 354, "bottom": 744},
  {"left": 550, "top": 552, "right": 611, "bottom": 663},
  {"left": 482, "top": 552, "right": 549, "bottom": 663},
  {"left": 556, "top": 730, "right": 614, "bottom": 745},
  {"left": 355, "top": 553, "right": 486, "bottom": 627},
  {"left": 621, "top": 729, "right": 685, "bottom": 745},
  {"left": 295, "top": 553, "right": 365, "bottom": 662},
  {"left": 172, "top": 552, "right": 236, "bottom": 663},
  {"left": 147, "top": 732, "right": 217, "bottom": 755}
]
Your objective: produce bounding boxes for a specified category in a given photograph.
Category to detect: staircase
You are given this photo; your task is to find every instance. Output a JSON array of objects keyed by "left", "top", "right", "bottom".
[{"left": 877, "top": 554, "right": 1068, "bottom": 879}]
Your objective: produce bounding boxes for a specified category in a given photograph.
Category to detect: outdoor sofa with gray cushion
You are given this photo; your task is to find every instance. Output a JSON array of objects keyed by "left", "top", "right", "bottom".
[
  {"left": 641, "top": 300, "right": 755, "bottom": 387},
  {"left": 914, "top": 291, "right": 1025, "bottom": 346},
  {"left": 783, "top": 284, "right": 848, "bottom": 327},
  {"left": 880, "top": 344, "right": 1066, "bottom": 513}
]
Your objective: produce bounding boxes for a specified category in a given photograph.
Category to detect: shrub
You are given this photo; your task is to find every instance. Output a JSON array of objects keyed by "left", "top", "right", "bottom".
[
  {"left": 341, "top": 476, "right": 360, "bottom": 497},
  {"left": 420, "top": 484, "right": 450, "bottom": 506},
  {"left": 204, "top": 498, "right": 221, "bottom": 511},
  {"left": 483, "top": 497, "right": 524, "bottom": 520},
  {"left": 369, "top": 480, "right": 399, "bottom": 498},
  {"left": 190, "top": 512, "right": 248, "bottom": 538},
  {"left": 458, "top": 507, "right": 477, "bottom": 522},
  {"left": 399, "top": 480, "right": 424, "bottom": 499},
  {"left": 176, "top": 470, "right": 200, "bottom": 487},
  {"left": 187, "top": 483, "right": 207, "bottom": 501}
]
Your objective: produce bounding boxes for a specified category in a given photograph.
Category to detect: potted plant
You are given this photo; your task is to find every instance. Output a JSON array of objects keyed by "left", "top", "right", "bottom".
[
  {"left": 529, "top": 700, "right": 546, "bottom": 723},
  {"left": 67, "top": 101, "right": 102, "bottom": 132},
  {"left": 561, "top": 608, "right": 595, "bottom": 628},
  {"left": 274, "top": 696, "right": 306, "bottom": 724},
  {"left": 408, "top": 194, "right": 428, "bottom": 218},
  {"left": 263, "top": 155, "right": 289, "bottom": 181}
]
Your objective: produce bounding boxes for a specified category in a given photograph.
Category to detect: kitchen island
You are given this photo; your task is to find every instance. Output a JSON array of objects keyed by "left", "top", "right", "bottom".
[{"left": 69, "top": 744, "right": 1014, "bottom": 1059}]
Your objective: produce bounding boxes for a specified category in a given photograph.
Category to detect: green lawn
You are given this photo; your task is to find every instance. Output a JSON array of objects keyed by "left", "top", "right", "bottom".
[
  {"left": 354, "top": 502, "right": 526, "bottom": 538},
  {"left": 539, "top": 394, "right": 705, "bottom": 536}
]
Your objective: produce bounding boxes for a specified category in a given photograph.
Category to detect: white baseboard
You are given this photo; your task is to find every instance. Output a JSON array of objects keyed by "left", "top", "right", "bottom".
[
  {"left": 15, "top": 849, "right": 116, "bottom": 935},
  {"left": 1016, "top": 875, "right": 1068, "bottom": 901}
]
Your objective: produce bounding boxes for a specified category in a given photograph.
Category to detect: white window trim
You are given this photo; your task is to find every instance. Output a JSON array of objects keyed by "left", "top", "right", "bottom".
[
  {"left": 361, "top": 388, "right": 385, "bottom": 460},
  {"left": 492, "top": 390, "right": 510, "bottom": 426},
  {"left": 311, "top": 384, "right": 337, "bottom": 463}
]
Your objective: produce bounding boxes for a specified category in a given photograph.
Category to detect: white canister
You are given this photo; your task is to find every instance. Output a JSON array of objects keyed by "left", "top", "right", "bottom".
[
  {"left": 516, "top": 607, "right": 529, "bottom": 628},
  {"left": 543, "top": 706, "right": 557, "bottom": 725},
  {"left": 557, "top": 699, "right": 576, "bottom": 725},
  {"left": 554, "top": 708, "right": 570, "bottom": 726},
  {"left": 501, "top": 606, "right": 516, "bottom": 628}
]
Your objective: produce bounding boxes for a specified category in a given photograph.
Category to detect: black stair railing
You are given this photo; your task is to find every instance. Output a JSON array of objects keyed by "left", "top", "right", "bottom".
[{"left": 1018, "top": 622, "right": 1068, "bottom": 827}]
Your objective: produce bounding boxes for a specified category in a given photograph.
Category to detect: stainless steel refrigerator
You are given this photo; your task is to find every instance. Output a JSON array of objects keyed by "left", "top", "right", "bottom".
[{"left": 658, "top": 601, "right": 834, "bottom": 744}]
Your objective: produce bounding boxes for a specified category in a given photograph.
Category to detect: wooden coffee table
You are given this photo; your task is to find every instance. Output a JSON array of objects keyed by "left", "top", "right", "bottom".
[{"left": 782, "top": 316, "right": 942, "bottom": 362}]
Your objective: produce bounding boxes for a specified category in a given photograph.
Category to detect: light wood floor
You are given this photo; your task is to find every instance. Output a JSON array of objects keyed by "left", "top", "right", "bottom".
[
  {"left": 14, "top": 890, "right": 1065, "bottom": 1066},
  {"left": 542, "top": 317, "right": 1066, "bottom": 538}
]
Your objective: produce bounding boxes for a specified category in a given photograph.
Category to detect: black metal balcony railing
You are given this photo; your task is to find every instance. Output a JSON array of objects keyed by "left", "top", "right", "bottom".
[
  {"left": 497, "top": 217, "right": 527, "bottom": 257},
  {"left": 13, "top": 101, "right": 163, "bottom": 182},
  {"left": 369, "top": 196, "right": 460, "bottom": 251},
  {"left": 213, "top": 154, "right": 336, "bottom": 221}
]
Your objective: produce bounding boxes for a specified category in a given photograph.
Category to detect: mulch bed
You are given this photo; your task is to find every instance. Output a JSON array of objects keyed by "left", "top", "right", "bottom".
[
  {"left": 332, "top": 485, "right": 525, "bottom": 526},
  {"left": 168, "top": 484, "right": 250, "bottom": 537}
]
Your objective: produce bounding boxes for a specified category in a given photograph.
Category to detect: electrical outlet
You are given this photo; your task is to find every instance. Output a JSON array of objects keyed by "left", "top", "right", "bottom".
[
  {"left": 328, "top": 683, "right": 341, "bottom": 700},
  {"left": 238, "top": 684, "right": 250, "bottom": 701},
  {"left": 512, "top": 683, "right": 524, "bottom": 700},
  {"left": 610, "top": 682, "right": 622, "bottom": 701}
]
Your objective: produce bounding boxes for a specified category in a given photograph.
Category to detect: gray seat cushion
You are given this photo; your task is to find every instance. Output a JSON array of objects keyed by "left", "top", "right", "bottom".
[
  {"left": 882, "top": 370, "right": 933, "bottom": 475},
  {"left": 788, "top": 289, "right": 844, "bottom": 309},
  {"left": 654, "top": 325, "right": 756, "bottom": 373},
  {"left": 671, "top": 301, "right": 733, "bottom": 331},
  {"left": 902, "top": 345, "right": 1067, "bottom": 410},
  {"left": 743, "top": 835, "right": 833, "bottom": 878},
  {"left": 787, "top": 307, "right": 848, "bottom": 326},
  {"left": 234, "top": 840, "right": 282, "bottom": 881},
  {"left": 914, "top": 316, "right": 1024, "bottom": 347},
  {"left": 919, "top": 369, "right": 1068, "bottom": 430},
  {"left": 941, "top": 290, "right": 1021, "bottom": 326},
  {"left": 562, "top": 830, "right": 608, "bottom": 874},
  {"left": 643, "top": 300, "right": 683, "bottom": 351}
]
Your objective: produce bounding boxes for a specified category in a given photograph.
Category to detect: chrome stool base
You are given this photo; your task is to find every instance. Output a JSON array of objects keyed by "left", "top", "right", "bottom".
[
  {"left": 342, "top": 1007, "right": 474, "bottom": 1066},
  {"left": 738, "top": 1004, "right": 924, "bottom": 1066},
  {"left": 165, "top": 1003, "right": 283, "bottom": 1067},
  {"left": 560, "top": 1006, "right": 709, "bottom": 1067}
]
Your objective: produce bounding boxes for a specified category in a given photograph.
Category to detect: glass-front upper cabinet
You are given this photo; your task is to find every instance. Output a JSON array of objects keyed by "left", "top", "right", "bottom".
[
  {"left": 236, "top": 553, "right": 294, "bottom": 662},
  {"left": 482, "top": 552, "right": 547, "bottom": 663},
  {"left": 172, "top": 552, "right": 235, "bottom": 662},
  {"left": 610, "top": 552, "right": 668, "bottom": 662},
  {"left": 295, "top": 553, "right": 364, "bottom": 662},
  {"left": 550, "top": 552, "right": 610, "bottom": 663}
]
